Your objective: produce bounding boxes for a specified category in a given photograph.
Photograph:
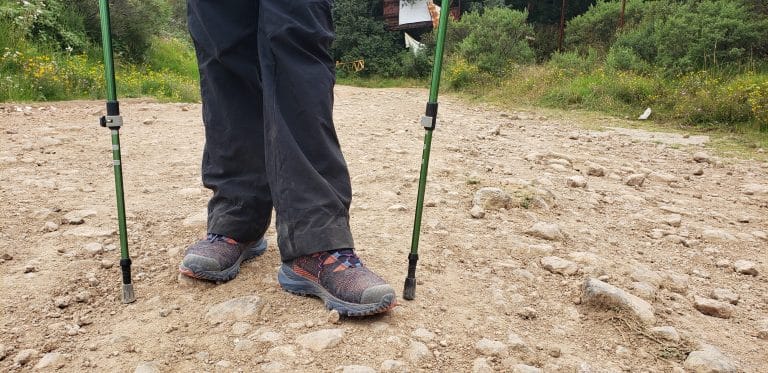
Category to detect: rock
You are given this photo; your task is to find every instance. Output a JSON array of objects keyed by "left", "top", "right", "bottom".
[
  {"left": 702, "top": 229, "right": 736, "bottom": 241},
  {"left": 43, "top": 221, "right": 59, "bottom": 232},
  {"left": 470, "top": 205, "right": 485, "bottom": 219},
  {"left": 135, "top": 361, "right": 161, "bottom": 373},
  {"left": 540, "top": 256, "right": 578, "bottom": 276},
  {"left": 650, "top": 326, "right": 680, "bottom": 343},
  {"left": 339, "top": 365, "right": 376, "bottom": 373},
  {"left": 387, "top": 204, "right": 407, "bottom": 212},
  {"left": 53, "top": 296, "right": 71, "bottom": 308},
  {"left": 100, "top": 260, "right": 113, "bottom": 269},
  {"left": 585, "top": 162, "right": 606, "bottom": 177},
  {"left": 24, "top": 264, "right": 38, "bottom": 273},
  {"left": 663, "top": 214, "right": 682, "bottom": 227},
  {"left": 693, "top": 167, "right": 704, "bottom": 176},
  {"left": 710, "top": 288, "right": 739, "bottom": 305},
  {"left": 630, "top": 267, "right": 663, "bottom": 287},
  {"left": 758, "top": 319, "right": 768, "bottom": 340},
  {"left": 412, "top": 328, "right": 435, "bottom": 342},
  {"left": 63, "top": 209, "right": 97, "bottom": 224},
  {"left": 475, "top": 338, "right": 507, "bottom": 356},
  {"left": 694, "top": 296, "right": 735, "bottom": 319},
  {"left": 525, "top": 222, "right": 564, "bottom": 241},
  {"left": 83, "top": 242, "right": 103, "bottom": 256},
  {"left": 631, "top": 282, "right": 657, "bottom": 300},
  {"left": 260, "top": 362, "right": 287, "bottom": 372},
  {"left": 742, "top": 183, "right": 768, "bottom": 195},
  {"left": 0, "top": 344, "right": 7, "bottom": 360},
  {"left": 205, "top": 296, "right": 263, "bottom": 324},
  {"left": 512, "top": 364, "right": 542, "bottom": 373},
  {"left": 662, "top": 272, "right": 689, "bottom": 294},
  {"left": 404, "top": 340, "right": 431, "bottom": 363},
  {"left": 34, "top": 352, "right": 63, "bottom": 369},
  {"left": 473, "top": 187, "right": 511, "bottom": 210},
  {"left": 507, "top": 332, "right": 528, "bottom": 351},
  {"left": 624, "top": 174, "right": 646, "bottom": 187},
  {"left": 63, "top": 226, "right": 115, "bottom": 238},
  {"left": 182, "top": 209, "right": 207, "bottom": 227},
  {"left": 256, "top": 331, "right": 283, "bottom": 343},
  {"left": 296, "top": 329, "right": 344, "bottom": 352},
  {"left": 13, "top": 349, "right": 37, "bottom": 365},
  {"left": 582, "top": 278, "right": 656, "bottom": 325},
  {"left": 648, "top": 172, "right": 679, "bottom": 184},
  {"left": 472, "top": 358, "right": 493, "bottom": 373},
  {"left": 684, "top": 346, "right": 737, "bottom": 373},
  {"left": 693, "top": 152, "right": 711, "bottom": 163},
  {"left": 733, "top": 260, "right": 758, "bottom": 276},
  {"left": 266, "top": 345, "right": 296, "bottom": 360},
  {"left": 380, "top": 360, "right": 408, "bottom": 373},
  {"left": 75, "top": 291, "right": 91, "bottom": 303},
  {"left": 567, "top": 175, "right": 587, "bottom": 188},
  {"left": 327, "top": 309, "right": 340, "bottom": 324},
  {"left": 517, "top": 307, "right": 538, "bottom": 319}
]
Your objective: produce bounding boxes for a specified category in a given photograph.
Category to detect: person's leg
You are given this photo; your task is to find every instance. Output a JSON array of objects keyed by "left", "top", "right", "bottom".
[
  {"left": 258, "top": 0, "right": 395, "bottom": 315},
  {"left": 180, "top": 0, "right": 272, "bottom": 281}
]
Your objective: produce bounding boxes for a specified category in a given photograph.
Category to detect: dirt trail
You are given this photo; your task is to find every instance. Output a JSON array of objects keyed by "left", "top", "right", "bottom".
[{"left": 1, "top": 86, "right": 766, "bottom": 372}]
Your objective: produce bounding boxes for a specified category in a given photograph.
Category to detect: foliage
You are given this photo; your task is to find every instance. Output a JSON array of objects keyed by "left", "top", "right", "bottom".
[
  {"left": 455, "top": 7, "right": 535, "bottom": 74},
  {"left": 0, "top": 0, "right": 89, "bottom": 52},
  {"left": 445, "top": 57, "right": 480, "bottom": 89},
  {"left": 565, "top": 0, "right": 646, "bottom": 52}
]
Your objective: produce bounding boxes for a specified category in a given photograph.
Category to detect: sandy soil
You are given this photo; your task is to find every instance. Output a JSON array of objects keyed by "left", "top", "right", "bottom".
[{"left": 0, "top": 86, "right": 766, "bottom": 372}]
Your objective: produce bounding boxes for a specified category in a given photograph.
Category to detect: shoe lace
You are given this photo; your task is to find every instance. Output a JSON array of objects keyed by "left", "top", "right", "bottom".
[
  {"left": 317, "top": 249, "right": 363, "bottom": 272},
  {"left": 207, "top": 233, "right": 237, "bottom": 245}
]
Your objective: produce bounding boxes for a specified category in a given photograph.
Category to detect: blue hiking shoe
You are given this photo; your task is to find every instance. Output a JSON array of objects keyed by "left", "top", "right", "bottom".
[
  {"left": 278, "top": 249, "right": 397, "bottom": 316},
  {"left": 179, "top": 233, "right": 267, "bottom": 282}
]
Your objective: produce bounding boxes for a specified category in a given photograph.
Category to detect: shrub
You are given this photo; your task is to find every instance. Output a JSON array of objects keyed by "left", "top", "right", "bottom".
[
  {"left": 606, "top": 45, "right": 650, "bottom": 74},
  {"left": 548, "top": 49, "right": 598, "bottom": 75},
  {"left": 445, "top": 57, "right": 480, "bottom": 89},
  {"left": 565, "top": 0, "right": 646, "bottom": 52},
  {"left": 456, "top": 7, "right": 535, "bottom": 74}
]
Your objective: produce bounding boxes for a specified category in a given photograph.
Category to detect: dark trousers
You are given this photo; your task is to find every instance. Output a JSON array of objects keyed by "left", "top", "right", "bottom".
[{"left": 188, "top": 0, "right": 354, "bottom": 261}]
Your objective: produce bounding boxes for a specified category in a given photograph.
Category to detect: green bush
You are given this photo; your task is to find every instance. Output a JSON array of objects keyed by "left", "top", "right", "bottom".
[
  {"left": 456, "top": 7, "right": 535, "bottom": 74},
  {"left": 145, "top": 36, "right": 198, "bottom": 78},
  {"left": 548, "top": 49, "right": 598, "bottom": 75},
  {"left": 445, "top": 57, "right": 480, "bottom": 89},
  {"left": 606, "top": 45, "right": 650, "bottom": 74},
  {"left": 565, "top": 0, "right": 646, "bottom": 52}
]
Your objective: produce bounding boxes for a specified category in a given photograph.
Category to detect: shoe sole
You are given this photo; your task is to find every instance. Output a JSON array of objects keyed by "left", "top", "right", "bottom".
[
  {"left": 277, "top": 264, "right": 397, "bottom": 317},
  {"left": 179, "top": 238, "right": 268, "bottom": 282}
]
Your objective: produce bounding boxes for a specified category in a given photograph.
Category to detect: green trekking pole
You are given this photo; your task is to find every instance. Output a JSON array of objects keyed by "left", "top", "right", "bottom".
[
  {"left": 403, "top": 1, "right": 451, "bottom": 300},
  {"left": 98, "top": 0, "right": 135, "bottom": 304}
]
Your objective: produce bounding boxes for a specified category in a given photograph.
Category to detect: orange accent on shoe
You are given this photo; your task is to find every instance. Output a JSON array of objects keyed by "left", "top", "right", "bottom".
[{"left": 292, "top": 265, "right": 319, "bottom": 282}]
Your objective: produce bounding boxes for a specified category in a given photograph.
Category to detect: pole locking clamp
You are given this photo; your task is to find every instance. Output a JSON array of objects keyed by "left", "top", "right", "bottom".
[{"left": 100, "top": 115, "right": 123, "bottom": 129}]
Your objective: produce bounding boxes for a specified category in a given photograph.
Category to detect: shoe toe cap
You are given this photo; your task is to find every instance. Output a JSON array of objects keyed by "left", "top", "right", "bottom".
[
  {"left": 361, "top": 284, "right": 396, "bottom": 305},
  {"left": 181, "top": 254, "right": 222, "bottom": 272}
]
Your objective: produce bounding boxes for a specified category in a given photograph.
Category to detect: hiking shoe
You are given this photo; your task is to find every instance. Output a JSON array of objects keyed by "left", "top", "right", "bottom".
[
  {"left": 278, "top": 249, "right": 397, "bottom": 316},
  {"left": 179, "top": 233, "right": 267, "bottom": 282}
]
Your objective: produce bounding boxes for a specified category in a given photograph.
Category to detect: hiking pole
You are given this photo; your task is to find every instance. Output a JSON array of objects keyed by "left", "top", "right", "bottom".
[
  {"left": 98, "top": 0, "right": 135, "bottom": 304},
  {"left": 403, "top": 0, "right": 451, "bottom": 300}
]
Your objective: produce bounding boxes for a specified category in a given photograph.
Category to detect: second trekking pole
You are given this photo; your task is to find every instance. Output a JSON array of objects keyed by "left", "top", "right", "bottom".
[
  {"left": 98, "top": 0, "right": 135, "bottom": 304},
  {"left": 403, "top": 0, "right": 451, "bottom": 300}
]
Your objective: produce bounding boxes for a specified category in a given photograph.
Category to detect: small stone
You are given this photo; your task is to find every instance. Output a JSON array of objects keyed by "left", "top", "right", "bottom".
[
  {"left": 582, "top": 278, "right": 656, "bottom": 325},
  {"left": 711, "top": 288, "right": 739, "bottom": 305},
  {"left": 694, "top": 296, "right": 735, "bottom": 319},
  {"left": 205, "top": 296, "right": 263, "bottom": 324},
  {"left": 380, "top": 360, "right": 408, "bottom": 373},
  {"left": 693, "top": 152, "right": 711, "bottom": 163},
  {"left": 260, "top": 362, "right": 286, "bottom": 372},
  {"left": 757, "top": 319, "right": 768, "bottom": 340},
  {"left": 34, "top": 352, "right": 63, "bottom": 369},
  {"left": 63, "top": 209, "right": 97, "bottom": 224},
  {"left": 733, "top": 260, "right": 758, "bottom": 276},
  {"left": 684, "top": 345, "right": 737, "bottom": 373},
  {"left": 387, "top": 204, "right": 407, "bottom": 212},
  {"left": 404, "top": 340, "right": 431, "bottom": 363},
  {"left": 339, "top": 365, "right": 376, "bottom": 373},
  {"left": 512, "top": 364, "right": 542, "bottom": 373},
  {"left": 13, "top": 349, "right": 38, "bottom": 365},
  {"left": 475, "top": 338, "right": 507, "bottom": 356},
  {"left": 472, "top": 358, "right": 493, "bottom": 373},
  {"left": 693, "top": 167, "right": 704, "bottom": 176},
  {"left": 63, "top": 226, "right": 115, "bottom": 238},
  {"left": 24, "top": 264, "right": 38, "bottom": 273},
  {"left": 631, "top": 282, "right": 657, "bottom": 300},
  {"left": 256, "top": 331, "right": 282, "bottom": 343},
  {"left": 84, "top": 242, "right": 104, "bottom": 256},
  {"left": 1, "top": 253, "right": 12, "bottom": 260},
  {"left": 470, "top": 205, "right": 485, "bottom": 219},
  {"left": 75, "top": 291, "right": 91, "bottom": 303},
  {"left": 100, "top": 259, "right": 114, "bottom": 269},
  {"left": 327, "top": 309, "right": 340, "bottom": 324},
  {"left": 663, "top": 214, "right": 682, "bottom": 227},
  {"left": 624, "top": 174, "right": 645, "bottom": 187},
  {"left": 567, "top": 175, "right": 587, "bottom": 188},
  {"left": 650, "top": 326, "right": 680, "bottom": 343},
  {"left": 517, "top": 307, "right": 537, "bottom": 319},
  {"left": 412, "top": 328, "right": 435, "bottom": 342},
  {"left": 54, "top": 296, "right": 71, "bottom": 309},
  {"left": 585, "top": 162, "right": 606, "bottom": 177},
  {"left": 473, "top": 187, "right": 511, "bottom": 210},
  {"left": 296, "top": 328, "right": 344, "bottom": 351},
  {"left": 43, "top": 221, "right": 59, "bottom": 232},
  {"left": 525, "top": 222, "right": 564, "bottom": 241},
  {"left": 662, "top": 272, "right": 689, "bottom": 294},
  {"left": 540, "top": 256, "right": 578, "bottom": 275}
]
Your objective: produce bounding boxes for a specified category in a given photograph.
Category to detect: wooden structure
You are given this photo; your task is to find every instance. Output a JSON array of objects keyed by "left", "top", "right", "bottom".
[{"left": 383, "top": 0, "right": 461, "bottom": 31}]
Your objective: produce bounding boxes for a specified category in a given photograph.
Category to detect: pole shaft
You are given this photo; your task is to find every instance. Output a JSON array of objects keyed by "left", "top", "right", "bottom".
[
  {"left": 110, "top": 130, "right": 130, "bottom": 262},
  {"left": 99, "top": 0, "right": 117, "bottom": 101}
]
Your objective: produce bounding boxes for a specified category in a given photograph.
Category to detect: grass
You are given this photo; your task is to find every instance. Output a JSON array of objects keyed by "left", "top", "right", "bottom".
[{"left": 336, "top": 75, "right": 427, "bottom": 89}]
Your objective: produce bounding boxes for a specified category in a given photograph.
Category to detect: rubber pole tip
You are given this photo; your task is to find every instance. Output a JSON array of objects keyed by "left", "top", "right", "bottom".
[
  {"left": 122, "top": 283, "right": 136, "bottom": 304},
  {"left": 403, "top": 277, "right": 416, "bottom": 300}
]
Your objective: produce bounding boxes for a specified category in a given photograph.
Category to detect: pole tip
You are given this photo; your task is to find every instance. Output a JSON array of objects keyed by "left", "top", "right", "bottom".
[
  {"left": 122, "top": 283, "right": 136, "bottom": 304},
  {"left": 403, "top": 277, "right": 416, "bottom": 300}
]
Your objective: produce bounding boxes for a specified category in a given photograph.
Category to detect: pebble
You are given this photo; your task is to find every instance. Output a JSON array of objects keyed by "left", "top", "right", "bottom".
[
  {"left": 473, "top": 187, "right": 511, "bottom": 210},
  {"left": 470, "top": 205, "right": 485, "bottom": 219},
  {"left": 540, "top": 256, "right": 578, "bottom": 275},
  {"left": 24, "top": 264, "right": 38, "bottom": 273},
  {"left": 63, "top": 209, "right": 97, "bottom": 224},
  {"left": 630, "top": 267, "right": 663, "bottom": 287},
  {"left": 387, "top": 204, "right": 407, "bottom": 212},
  {"left": 100, "top": 260, "right": 114, "bottom": 269},
  {"left": 582, "top": 278, "right": 656, "bottom": 325},
  {"left": 694, "top": 296, "right": 735, "bottom": 319},
  {"left": 567, "top": 175, "right": 587, "bottom": 188},
  {"left": 631, "top": 282, "right": 657, "bottom": 300},
  {"left": 517, "top": 307, "right": 538, "bottom": 319},
  {"left": 525, "top": 222, "right": 564, "bottom": 241},
  {"left": 260, "top": 362, "right": 286, "bottom": 372},
  {"left": 380, "top": 360, "right": 408, "bottom": 373},
  {"left": 182, "top": 209, "right": 207, "bottom": 227},
  {"left": 663, "top": 214, "right": 682, "bottom": 227},
  {"left": 205, "top": 296, "right": 264, "bottom": 324},
  {"left": 256, "top": 331, "right": 283, "bottom": 343},
  {"left": 54, "top": 296, "right": 71, "bottom": 309},
  {"left": 412, "top": 327, "right": 435, "bottom": 342},
  {"left": 512, "top": 364, "right": 543, "bottom": 373},
  {"left": 662, "top": 272, "right": 689, "bottom": 294},
  {"left": 585, "top": 161, "right": 606, "bottom": 177},
  {"left": 624, "top": 174, "right": 646, "bottom": 187},
  {"left": 472, "top": 358, "right": 493, "bottom": 373},
  {"left": 75, "top": 291, "right": 91, "bottom": 303},
  {"left": 43, "top": 221, "right": 59, "bottom": 232},
  {"left": 63, "top": 226, "right": 115, "bottom": 238},
  {"left": 296, "top": 328, "right": 344, "bottom": 351},
  {"left": 404, "top": 340, "right": 431, "bottom": 363},
  {"left": 507, "top": 332, "right": 528, "bottom": 351},
  {"left": 693, "top": 167, "right": 704, "bottom": 176},
  {"left": 84, "top": 242, "right": 104, "bottom": 256},
  {"left": 650, "top": 326, "right": 680, "bottom": 343},
  {"left": 13, "top": 349, "right": 38, "bottom": 365},
  {"left": 693, "top": 152, "right": 711, "bottom": 163},
  {"left": 327, "top": 309, "right": 340, "bottom": 324},
  {"left": 215, "top": 360, "right": 232, "bottom": 369},
  {"left": 339, "top": 365, "right": 376, "bottom": 373},
  {"left": 711, "top": 288, "right": 739, "bottom": 305},
  {"left": 684, "top": 345, "right": 737, "bottom": 373},
  {"left": 475, "top": 338, "right": 507, "bottom": 356},
  {"left": 34, "top": 352, "right": 63, "bottom": 369},
  {"left": 0, "top": 344, "right": 7, "bottom": 360},
  {"left": 758, "top": 319, "right": 768, "bottom": 340},
  {"left": 732, "top": 260, "right": 758, "bottom": 276}
]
